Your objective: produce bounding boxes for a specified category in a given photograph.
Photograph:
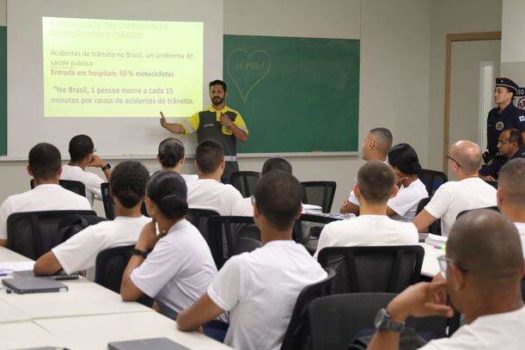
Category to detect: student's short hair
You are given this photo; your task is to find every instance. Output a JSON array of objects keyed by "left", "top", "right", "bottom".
[
  {"left": 195, "top": 140, "right": 224, "bottom": 174},
  {"left": 68, "top": 135, "right": 94, "bottom": 162},
  {"left": 369, "top": 127, "right": 393, "bottom": 156},
  {"left": 158, "top": 138, "right": 185, "bottom": 169},
  {"left": 255, "top": 171, "right": 302, "bottom": 231},
  {"left": 29, "top": 143, "right": 62, "bottom": 180},
  {"left": 147, "top": 171, "right": 188, "bottom": 220},
  {"left": 110, "top": 161, "right": 150, "bottom": 209},
  {"left": 209, "top": 80, "right": 227, "bottom": 92},
  {"left": 388, "top": 143, "right": 422, "bottom": 175},
  {"left": 502, "top": 128, "right": 523, "bottom": 147},
  {"left": 261, "top": 157, "right": 293, "bottom": 175},
  {"left": 357, "top": 160, "right": 395, "bottom": 204},
  {"left": 499, "top": 158, "right": 525, "bottom": 207}
]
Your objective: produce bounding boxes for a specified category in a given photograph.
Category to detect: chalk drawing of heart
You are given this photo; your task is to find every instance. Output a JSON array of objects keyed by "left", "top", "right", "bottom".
[{"left": 227, "top": 49, "right": 271, "bottom": 103}]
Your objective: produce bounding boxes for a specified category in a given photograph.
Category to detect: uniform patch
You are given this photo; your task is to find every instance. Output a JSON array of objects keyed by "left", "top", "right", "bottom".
[
  {"left": 520, "top": 115, "right": 525, "bottom": 122},
  {"left": 496, "top": 121, "right": 505, "bottom": 131}
]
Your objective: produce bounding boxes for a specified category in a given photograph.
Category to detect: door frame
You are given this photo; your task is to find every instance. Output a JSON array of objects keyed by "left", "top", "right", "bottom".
[{"left": 443, "top": 31, "right": 501, "bottom": 171}]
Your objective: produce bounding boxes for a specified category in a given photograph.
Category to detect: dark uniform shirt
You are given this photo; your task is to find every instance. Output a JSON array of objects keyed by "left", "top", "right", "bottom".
[
  {"left": 479, "top": 147, "right": 525, "bottom": 179},
  {"left": 486, "top": 103, "right": 525, "bottom": 159}
]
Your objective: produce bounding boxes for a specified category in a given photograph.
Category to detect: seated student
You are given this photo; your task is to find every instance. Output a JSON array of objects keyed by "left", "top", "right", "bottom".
[
  {"left": 413, "top": 140, "right": 496, "bottom": 236},
  {"left": 386, "top": 143, "right": 428, "bottom": 222},
  {"left": 314, "top": 161, "right": 418, "bottom": 258},
  {"left": 232, "top": 157, "right": 293, "bottom": 216},
  {"left": 480, "top": 128, "right": 525, "bottom": 181},
  {"left": 61, "top": 134, "right": 112, "bottom": 206},
  {"left": 341, "top": 127, "right": 393, "bottom": 214},
  {"left": 157, "top": 137, "right": 198, "bottom": 183},
  {"left": 186, "top": 140, "right": 242, "bottom": 215},
  {"left": 177, "top": 171, "right": 327, "bottom": 350},
  {"left": 120, "top": 171, "right": 218, "bottom": 318},
  {"left": 0, "top": 143, "right": 91, "bottom": 247},
  {"left": 33, "top": 161, "right": 151, "bottom": 275},
  {"left": 367, "top": 209, "right": 525, "bottom": 350},
  {"left": 497, "top": 158, "right": 525, "bottom": 254}
]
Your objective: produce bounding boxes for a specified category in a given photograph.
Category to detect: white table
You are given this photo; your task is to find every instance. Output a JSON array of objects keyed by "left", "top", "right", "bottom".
[
  {"left": 420, "top": 243, "right": 444, "bottom": 277},
  {"left": 0, "top": 321, "right": 61, "bottom": 349},
  {"left": 0, "top": 246, "right": 30, "bottom": 263},
  {"left": 0, "top": 299, "right": 31, "bottom": 324}
]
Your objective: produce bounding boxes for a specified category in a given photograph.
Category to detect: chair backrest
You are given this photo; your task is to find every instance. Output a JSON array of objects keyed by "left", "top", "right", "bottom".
[
  {"left": 230, "top": 171, "right": 260, "bottom": 197},
  {"left": 280, "top": 268, "right": 336, "bottom": 350},
  {"left": 416, "top": 197, "right": 441, "bottom": 235},
  {"left": 294, "top": 214, "right": 340, "bottom": 252},
  {"left": 207, "top": 215, "right": 262, "bottom": 269},
  {"left": 30, "top": 179, "right": 87, "bottom": 197},
  {"left": 301, "top": 181, "right": 337, "bottom": 213},
  {"left": 318, "top": 246, "right": 424, "bottom": 294},
  {"left": 457, "top": 206, "right": 499, "bottom": 219},
  {"left": 186, "top": 208, "right": 220, "bottom": 243},
  {"left": 7, "top": 210, "right": 97, "bottom": 259},
  {"left": 100, "top": 182, "right": 115, "bottom": 220},
  {"left": 418, "top": 169, "right": 447, "bottom": 197},
  {"left": 95, "top": 244, "right": 153, "bottom": 307},
  {"left": 308, "top": 293, "right": 447, "bottom": 350}
]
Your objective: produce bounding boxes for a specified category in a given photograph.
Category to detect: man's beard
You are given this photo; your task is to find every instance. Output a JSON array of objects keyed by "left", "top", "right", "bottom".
[{"left": 212, "top": 96, "right": 224, "bottom": 105}]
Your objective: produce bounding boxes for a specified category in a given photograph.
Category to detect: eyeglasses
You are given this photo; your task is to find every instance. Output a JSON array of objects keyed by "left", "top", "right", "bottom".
[
  {"left": 437, "top": 255, "right": 467, "bottom": 276},
  {"left": 446, "top": 154, "right": 462, "bottom": 168}
]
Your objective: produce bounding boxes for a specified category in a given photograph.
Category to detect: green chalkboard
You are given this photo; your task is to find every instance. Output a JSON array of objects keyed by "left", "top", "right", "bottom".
[
  {"left": 0, "top": 27, "right": 6, "bottom": 155},
  {"left": 224, "top": 35, "right": 359, "bottom": 153}
]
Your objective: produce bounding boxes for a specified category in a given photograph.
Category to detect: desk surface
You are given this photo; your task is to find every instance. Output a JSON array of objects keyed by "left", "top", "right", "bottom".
[
  {"left": 0, "top": 246, "right": 30, "bottom": 263},
  {"left": 0, "top": 321, "right": 60, "bottom": 349},
  {"left": 420, "top": 243, "right": 444, "bottom": 278}
]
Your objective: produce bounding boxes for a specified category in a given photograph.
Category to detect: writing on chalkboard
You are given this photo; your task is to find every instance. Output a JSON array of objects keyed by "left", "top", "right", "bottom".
[{"left": 227, "top": 49, "right": 271, "bottom": 103}]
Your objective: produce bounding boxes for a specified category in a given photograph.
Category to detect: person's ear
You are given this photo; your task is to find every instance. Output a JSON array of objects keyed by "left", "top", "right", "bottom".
[
  {"left": 27, "top": 165, "right": 33, "bottom": 177},
  {"left": 354, "top": 184, "right": 361, "bottom": 200},
  {"left": 225, "top": 91, "right": 228, "bottom": 99},
  {"left": 496, "top": 189, "right": 503, "bottom": 207},
  {"left": 390, "top": 184, "right": 398, "bottom": 199},
  {"left": 368, "top": 138, "right": 376, "bottom": 150},
  {"left": 57, "top": 165, "right": 62, "bottom": 178},
  {"left": 295, "top": 203, "right": 303, "bottom": 219},
  {"left": 253, "top": 201, "right": 261, "bottom": 218},
  {"left": 145, "top": 197, "right": 156, "bottom": 217},
  {"left": 448, "top": 263, "right": 466, "bottom": 292}
]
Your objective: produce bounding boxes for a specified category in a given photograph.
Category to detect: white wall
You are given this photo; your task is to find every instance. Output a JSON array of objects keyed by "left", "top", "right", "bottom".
[{"left": 501, "top": 0, "right": 525, "bottom": 80}]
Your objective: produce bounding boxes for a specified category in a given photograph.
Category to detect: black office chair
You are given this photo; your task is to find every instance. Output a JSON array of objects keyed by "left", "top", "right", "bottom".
[
  {"left": 308, "top": 293, "right": 448, "bottom": 350},
  {"left": 416, "top": 197, "right": 441, "bottom": 235},
  {"left": 317, "top": 246, "right": 424, "bottom": 294},
  {"left": 456, "top": 206, "right": 499, "bottom": 219},
  {"left": 207, "top": 216, "right": 261, "bottom": 269},
  {"left": 7, "top": 210, "right": 97, "bottom": 260},
  {"left": 95, "top": 244, "right": 153, "bottom": 307},
  {"left": 30, "top": 179, "right": 87, "bottom": 197},
  {"left": 187, "top": 208, "right": 220, "bottom": 243},
  {"left": 295, "top": 213, "right": 340, "bottom": 254},
  {"left": 301, "top": 181, "right": 337, "bottom": 213},
  {"left": 101, "top": 182, "right": 148, "bottom": 220},
  {"left": 280, "top": 268, "right": 336, "bottom": 350},
  {"left": 418, "top": 169, "right": 447, "bottom": 197},
  {"left": 230, "top": 171, "right": 260, "bottom": 197}
]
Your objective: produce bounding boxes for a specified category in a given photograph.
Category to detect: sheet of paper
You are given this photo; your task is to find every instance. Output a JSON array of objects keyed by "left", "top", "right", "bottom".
[{"left": 0, "top": 261, "right": 35, "bottom": 276}]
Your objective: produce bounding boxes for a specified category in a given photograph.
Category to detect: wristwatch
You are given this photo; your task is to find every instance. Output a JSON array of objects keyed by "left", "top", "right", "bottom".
[
  {"left": 132, "top": 248, "right": 148, "bottom": 259},
  {"left": 101, "top": 163, "right": 111, "bottom": 171},
  {"left": 374, "top": 308, "right": 405, "bottom": 332}
]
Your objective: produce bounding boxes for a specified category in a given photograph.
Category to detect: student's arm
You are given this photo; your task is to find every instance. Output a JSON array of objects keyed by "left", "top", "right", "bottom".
[
  {"left": 412, "top": 209, "right": 437, "bottom": 233},
  {"left": 386, "top": 206, "right": 397, "bottom": 217},
  {"left": 87, "top": 155, "right": 112, "bottom": 181},
  {"left": 177, "top": 293, "right": 225, "bottom": 331},
  {"left": 160, "top": 111, "right": 186, "bottom": 134},
  {"left": 219, "top": 114, "right": 248, "bottom": 141},
  {"left": 0, "top": 239, "right": 7, "bottom": 247},
  {"left": 33, "top": 251, "right": 62, "bottom": 275},
  {"left": 367, "top": 281, "right": 453, "bottom": 350},
  {"left": 340, "top": 200, "right": 359, "bottom": 214}
]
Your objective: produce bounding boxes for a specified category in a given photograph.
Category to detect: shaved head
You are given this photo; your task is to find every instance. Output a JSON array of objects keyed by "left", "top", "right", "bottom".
[
  {"left": 449, "top": 140, "right": 482, "bottom": 174},
  {"left": 447, "top": 209, "right": 523, "bottom": 282},
  {"left": 369, "top": 128, "right": 393, "bottom": 158},
  {"left": 499, "top": 158, "right": 525, "bottom": 207}
]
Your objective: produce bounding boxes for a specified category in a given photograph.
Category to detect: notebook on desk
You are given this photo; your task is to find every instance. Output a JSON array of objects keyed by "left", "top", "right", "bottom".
[
  {"left": 2, "top": 277, "right": 68, "bottom": 294},
  {"left": 108, "top": 338, "right": 190, "bottom": 350}
]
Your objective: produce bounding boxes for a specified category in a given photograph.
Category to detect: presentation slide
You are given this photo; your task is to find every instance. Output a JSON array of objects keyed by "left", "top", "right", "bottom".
[{"left": 43, "top": 17, "right": 203, "bottom": 117}]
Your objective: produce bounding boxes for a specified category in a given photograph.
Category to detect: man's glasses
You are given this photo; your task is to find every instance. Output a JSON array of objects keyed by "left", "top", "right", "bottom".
[
  {"left": 437, "top": 255, "right": 467, "bottom": 276},
  {"left": 446, "top": 154, "right": 461, "bottom": 168}
]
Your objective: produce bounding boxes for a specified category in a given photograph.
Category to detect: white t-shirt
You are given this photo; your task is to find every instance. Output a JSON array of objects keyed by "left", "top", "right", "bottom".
[
  {"left": 208, "top": 240, "right": 327, "bottom": 350},
  {"left": 314, "top": 215, "right": 418, "bottom": 258},
  {"left": 232, "top": 197, "right": 253, "bottom": 217},
  {"left": 0, "top": 184, "right": 91, "bottom": 240},
  {"left": 52, "top": 215, "right": 150, "bottom": 274},
  {"left": 181, "top": 174, "right": 198, "bottom": 184},
  {"left": 514, "top": 222, "right": 525, "bottom": 257},
  {"left": 424, "top": 177, "right": 497, "bottom": 236},
  {"left": 187, "top": 179, "right": 243, "bottom": 215},
  {"left": 60, "top": 164, "right": 105, "bottom": 206},
  {"left": 130, "top": 219, "right": 217, "bottom": 314},
  {"left": 388, "top": 179, "right": 428, "bottom": 222},
  {"left": 421, "top": 306, "right": 525, "bottom": 349}
]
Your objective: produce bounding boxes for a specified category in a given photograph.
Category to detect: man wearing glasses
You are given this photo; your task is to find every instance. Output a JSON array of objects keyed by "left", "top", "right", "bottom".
[
  {"left": 413, "top": 140, "right": 496, "bottom": 236},
  {"left": 368, "top": 209, "right": 525, "bottom": 350},
  {"left": 479, "top": 128, "right": 525, "bottom": 181}
]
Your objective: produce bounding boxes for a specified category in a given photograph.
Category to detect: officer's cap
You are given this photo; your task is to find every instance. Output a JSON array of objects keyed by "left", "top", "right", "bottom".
[{"left": 496, "top": 77, "right": 519, "bottom": 94}]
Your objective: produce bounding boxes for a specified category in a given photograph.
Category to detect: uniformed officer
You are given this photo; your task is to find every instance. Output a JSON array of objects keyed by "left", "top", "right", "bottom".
[
  {"left": 485, "top": 78, "right": 525, "bottom": 163},
  {"left": 159, "top": 80, "right": 249, "bottom": 183},
  {"left": 479, "top": 128, "right": 525, "bottom": 181}
]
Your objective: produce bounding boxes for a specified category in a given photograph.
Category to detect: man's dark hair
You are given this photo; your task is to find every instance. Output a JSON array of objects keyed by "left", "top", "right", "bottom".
[
  {"left": 499, "top": 158, "right": 525, "bottom": 207},
  {"left": 29, "top": 143, "right": 62, "bottom": 180},
  {"left": 254, "top": 171, "right": 302, "bottom": 231},
  {"left": 388, "top": 143, "right": 422, "bottom": 175},
  {"left": 448, "top": 209, "right": 523, "bottom": 282},
  {"left": 195, "top": 139, "right": 224, "bottom": 174},
  {"left": 158, "top": 138, "right": 185, "bottom": 169},
  {"left": 209, "top": 80, "right": 227, "bottom": 92},
  {"left": 357, "top": 160, "right": 395, "bottom": 204},
  {"left": 110, "top": 161, "right": 150, "bottom": 209},
  {"left": 68, "top": 135, "right": 94, "bottom": 162},
  {"left": 503, "top": 128, "right": 523, "bottom": 147},
  {"left": 261, "top": 157, "right": 293, "bottom": 175},
  {"left": 147, "top": 170, "right": 188, "bottom": 220},
  {"left": 369, "top": 127, "right": 393, "bottom": 157}
]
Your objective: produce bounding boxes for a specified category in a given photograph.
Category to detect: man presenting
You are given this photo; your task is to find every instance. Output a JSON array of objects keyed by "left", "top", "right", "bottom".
[{"left": 160, "top": 80, "right": 249, "bottom": 183}]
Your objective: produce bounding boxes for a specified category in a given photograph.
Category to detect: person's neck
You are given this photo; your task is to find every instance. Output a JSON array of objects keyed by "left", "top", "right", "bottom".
[
  {"left": 33, "top": 178, "right": 59, "bottom": 186},
  {"left": 260, "top": 227, "right": 293, "bottom": 244},
  {"left": 498, "top": 100, "right": 512, "bottom": 111},
  {"left": 401, "top": 174, "right": 418, "bottom": 188},
  {"left": 165, "top": 164, "right": 184, "bottom": 174},
  {"left": 499, "top": 205, "right": 525, "bottom": 223},
  {"left": 359, "top": 200, "right": 387, "bottom": 216},
  {"left": 463, "top": 287, "right": 523, "bottom": 324},
  {"left": 114, "top": 204, "right": 143, "bottom": 218},
  {"left": 211, "top": 103, "right": 225, "bottom": 111},
  {"left": 156, "top": 216, "right": 180, "bottom": 236},
  {"left": 457, "top": 171, "right": 479, "bottom": 180},
  {"left": 367, "top": 152, "right": 386, "bottom": 162},
  {"left": 68, "top": 160, "right": 87, "bottom": 171},
  {"left": 198, "top": 171, "right": 221, "bottom": 181}
]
